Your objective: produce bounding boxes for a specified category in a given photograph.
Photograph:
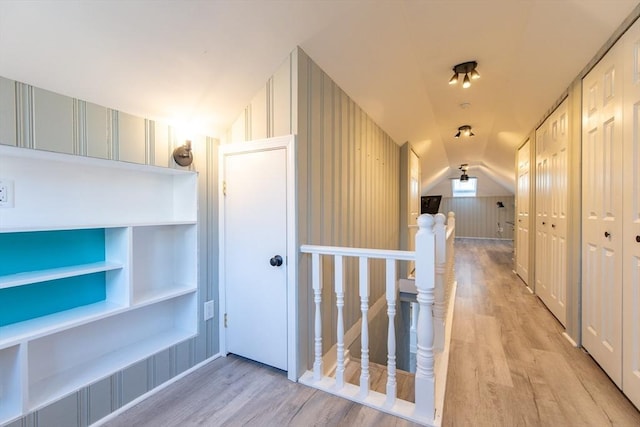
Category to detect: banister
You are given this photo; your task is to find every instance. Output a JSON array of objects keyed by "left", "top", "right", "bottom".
[{"left": 300, "top": 244, "right": 415, "bottom": 261}]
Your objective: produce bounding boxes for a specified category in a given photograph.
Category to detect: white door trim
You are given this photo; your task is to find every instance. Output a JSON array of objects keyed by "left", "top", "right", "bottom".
[{"left": 218, "top": 135, "right": 297, "bottom": 380}]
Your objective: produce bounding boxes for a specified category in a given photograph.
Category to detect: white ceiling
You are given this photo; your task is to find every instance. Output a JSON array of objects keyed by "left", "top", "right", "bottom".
[{"left": 1, "top": 1, "right": 638, "bottom": 193}]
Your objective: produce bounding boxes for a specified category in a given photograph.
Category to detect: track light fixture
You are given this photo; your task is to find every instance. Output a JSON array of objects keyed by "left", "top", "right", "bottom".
[
  {"left": 448, "top": 61, "right": 480, "bottom": 88},
  {"left": 459, "top": 164, "right": 469, "bottom": 181},
  {"left": 455, "top": 125, "right": 474, "bottom": 138}
]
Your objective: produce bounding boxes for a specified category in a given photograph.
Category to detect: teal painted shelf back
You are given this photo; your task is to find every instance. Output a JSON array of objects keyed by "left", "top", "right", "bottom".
[{"left": 0, "top": 229, "right": 107, "bottom": 326}]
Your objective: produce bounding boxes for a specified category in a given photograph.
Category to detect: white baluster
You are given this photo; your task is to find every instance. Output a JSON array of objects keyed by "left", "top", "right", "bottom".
[
  {"left": 414, "top": 214, "right": 435, "bottom": 420},
  {"left": 433, "top": 213, "right": 446, "bottom": 352},
  {"left": 359, "top": 256, "right": 370, "bottom": 397},
  {"left": 385, "top": 258, "right": 397, "bottom": 407},
  {"left": 312, "top": 252, "right": 323, "bottom": 381},
  {"left": 335, "top": 255, "right": 345, "bottom": 389},
  {"left": 446, "top": 212, "right": 456, "bottom": 311},
  {"left": 409, "top": 302, "right": 418, "bottom": 373}
]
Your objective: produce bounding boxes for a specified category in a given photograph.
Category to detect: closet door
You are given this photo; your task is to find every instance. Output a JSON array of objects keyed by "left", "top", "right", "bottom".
[
  {"left": 622, "top": 20, "right": 640, "bottom": 407},
  {"left": 582, "top": 41, "right": 624, "bottom": 387},
  {"left": 516, "top": 140, "right": 530, "bottom": 284},
  {"left": 535, "top": 129, "right": 550, "bottom": 299},
  {"left": 535, "top": 102, "right": 568, "bottom": 326}
]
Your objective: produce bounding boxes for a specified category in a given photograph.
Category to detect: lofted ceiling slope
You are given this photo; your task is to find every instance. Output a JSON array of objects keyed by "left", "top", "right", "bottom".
[{"left": 0, "top": 1, "right": 637, "bottom": 194}]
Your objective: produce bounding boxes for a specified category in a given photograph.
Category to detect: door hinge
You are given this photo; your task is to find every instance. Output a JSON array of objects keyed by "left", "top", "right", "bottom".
[
  {"left": 224, "top": 313, "right": 228, "bottom": 328},
  {"left": 223, "top": 181, "right": 227, "bottom": 196}
]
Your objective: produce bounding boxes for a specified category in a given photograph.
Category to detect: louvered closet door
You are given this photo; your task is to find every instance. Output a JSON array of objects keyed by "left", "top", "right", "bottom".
[
  {"left": 582, "top": 41, "right": 624, "bottom": 387},
  {"left": 622, "top": 20, "right": 640, "bottom": 407}
]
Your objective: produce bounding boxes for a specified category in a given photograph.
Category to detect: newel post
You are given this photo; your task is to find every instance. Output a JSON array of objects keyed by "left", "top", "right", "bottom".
[
  {"left": 414, "top": 214, "right": 435, "bottom": 420},
  {"left": 433, "top": 213, "right": 447, "bottom": 352}
]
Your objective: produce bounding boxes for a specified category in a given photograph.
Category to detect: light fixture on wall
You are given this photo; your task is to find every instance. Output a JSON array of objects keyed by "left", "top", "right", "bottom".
[
  {"left": 455, "top": 125, "right": 474, "bottom": 138},
  {"left": 448, "top": 61, "right": 480, "bottom": 88},
  {"left": 173, "top": 140, "right": 193, "bottom": 167}
]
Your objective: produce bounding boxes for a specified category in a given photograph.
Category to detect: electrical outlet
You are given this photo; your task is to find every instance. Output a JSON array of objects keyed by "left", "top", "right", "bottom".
[
  {"left": 204, "top": 300, "right": 214, "bottom": 321},
  {"left": 0, "top": 179, "right": 14, "bottom": 208}
]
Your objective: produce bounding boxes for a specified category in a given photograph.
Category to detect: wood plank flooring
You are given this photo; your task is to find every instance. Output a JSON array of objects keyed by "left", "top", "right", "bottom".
[
  {"left": 101, "top": 238, "right": 640, "bottom": 427},
  {"left": 442, "top": 238, "right": 640, "bottom": 426}
]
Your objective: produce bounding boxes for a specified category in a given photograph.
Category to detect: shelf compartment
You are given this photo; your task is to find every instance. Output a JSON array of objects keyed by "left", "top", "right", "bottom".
[
  {"left": 0, "top": 301, "right": 126, "bottom": 349},
  {"left": 0, "top": 273, "right": 107, "bottom": 327},
  {"left": 0, "top": 261, "right": 123, "bottom": 289},
  {"left": 130, "top": 224, "right": 197, "bottom": 305},
  {"left": 0, "top": 345, "right": 23, "bottom": 425},
  {"left": 26, "top": 292, "right": 197, "bottom": 411},
  {"left": 0, "top": 145, "right": 198, "bottom": 230}
]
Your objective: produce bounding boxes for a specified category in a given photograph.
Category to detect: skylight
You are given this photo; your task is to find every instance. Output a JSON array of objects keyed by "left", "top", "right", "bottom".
[{"left": 452, "top": 177, "right": 477, "bottom": 197}]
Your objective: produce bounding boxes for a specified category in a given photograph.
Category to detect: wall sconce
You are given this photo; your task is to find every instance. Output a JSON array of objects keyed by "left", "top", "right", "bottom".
[
  {"left": 448, "top": 61, "right": 480, "bottom": 88},
  {"left": 455, "top": 125, "right": 475, "bottom": 138},
  {"left": 173, "top": 140, "right": 193, "bottom": 167},
  {"left": 497, "top": 201, "right": 505, "bottom": 208}
]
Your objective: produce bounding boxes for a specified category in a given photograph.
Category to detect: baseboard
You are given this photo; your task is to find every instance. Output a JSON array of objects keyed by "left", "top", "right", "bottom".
[
  {"left": 91, "top": 353, "right": 223, "bottom": 426},
  {"left": 562, "top": 332, "right": 578, "bottom": 347}
]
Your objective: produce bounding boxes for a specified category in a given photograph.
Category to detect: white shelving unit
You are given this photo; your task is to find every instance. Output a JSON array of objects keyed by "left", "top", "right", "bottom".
[{"left": 0, "top": 145, "right": 198, "bottom": 424}]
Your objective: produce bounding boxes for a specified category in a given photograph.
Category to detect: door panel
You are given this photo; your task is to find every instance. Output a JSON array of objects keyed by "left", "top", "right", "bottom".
[
  {"left": 623, "top": 20, "right": 640, "bottom": 408},
  {"left": 223, "top": 147, "right": 288, "bottom": 371},
  {"left": 516, "top": 140, "right": 530, "bottom": 283},
  {"left": 582, "top": 43, "right": 623, "bottom": 387}
]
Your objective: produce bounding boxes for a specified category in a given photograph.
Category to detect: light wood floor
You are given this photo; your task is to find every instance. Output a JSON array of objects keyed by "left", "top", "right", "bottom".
[
  {"left": 102, "top": 238, "right": 640, "bottom": 427},
  {"left": 443, "top": 238, "right": 640, "bottom": 426}
]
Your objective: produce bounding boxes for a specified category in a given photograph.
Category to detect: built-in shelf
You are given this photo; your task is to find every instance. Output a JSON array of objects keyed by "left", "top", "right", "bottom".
[
  {"left": 0, "top": 261, "right": 124, "bottom": 289},
  {"left": 0, "top": 145, "right": 198, "bottom": 424}
]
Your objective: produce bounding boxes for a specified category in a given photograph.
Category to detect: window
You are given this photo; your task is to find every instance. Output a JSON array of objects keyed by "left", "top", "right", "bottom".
[{"left": 452, "top": 177, "right": 477, "bottom": 197}]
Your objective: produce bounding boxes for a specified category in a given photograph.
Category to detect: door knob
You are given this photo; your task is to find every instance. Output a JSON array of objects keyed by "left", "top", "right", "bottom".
[
  {"left": 604, "top": 231, "right": 611, "bottom": 238},
  {"left": 270, "top": 255, "right": 283, "bottom": 267},
  {"left": 636, "top": 235, "right": 640, "bottom": 243}
]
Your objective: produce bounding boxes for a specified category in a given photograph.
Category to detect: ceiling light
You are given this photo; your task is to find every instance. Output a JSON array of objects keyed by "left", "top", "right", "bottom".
[
  {"left": 459, "top": 163, "right": 469, "bottom": 181},
  {"left": 455, "top": 125, "right": 474, "bottom": 138},
  {"left": 449, "top": 61, "right": 480, "bottom": 88}
]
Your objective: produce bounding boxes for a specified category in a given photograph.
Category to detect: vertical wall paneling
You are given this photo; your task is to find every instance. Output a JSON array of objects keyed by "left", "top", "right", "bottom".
[
  {"left": 16, "top": 82, "right": 34, "bottom": 149},
  {"left": 0, "top": 77, "right": 17, "bottom": 146},
  {"left": 439, "top": 196, "right": 515, "bottom": 239},
  {"left": 85, "top": 102, "right": 109, "bottom": 160},
  {"left": 153, "top": 122, "right": 170, "bottom": 167},
  {"left": 32, "top": 88, "right": 74, "bottom": 154},
  {"left": 73, "top": 99, "right": 87, "bottom": 156},
  {"left": 87, "top": 378, "right": 112, "bottom": 426},
  {"left": 250, "top": 86, "right": 268, "bottom": 141},
  {"left": 117, "top": 112, "right": 146, "bottom": 164}
]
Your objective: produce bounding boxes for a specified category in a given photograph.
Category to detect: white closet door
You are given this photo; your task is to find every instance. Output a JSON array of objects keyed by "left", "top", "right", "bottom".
[
  {"left": 622, "top": 20, "right": 640, "bottom": 408},
  {"left": 516, "top": 140, "right": 530, "bottom": 284},
  {"left": 535, "top": 129, "right": 550, "bottom": 304},
  {"left": 582, "top": 41, "right": 624, "bottom": 387}
]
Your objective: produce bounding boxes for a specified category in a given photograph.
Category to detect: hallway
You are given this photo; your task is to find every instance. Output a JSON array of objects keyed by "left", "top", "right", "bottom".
[
  {"left": 443, "top": 238, "right": 640, "bottom": 426},
  {"left": 100, "top": 239, "right": 640, "bottom": 427}
]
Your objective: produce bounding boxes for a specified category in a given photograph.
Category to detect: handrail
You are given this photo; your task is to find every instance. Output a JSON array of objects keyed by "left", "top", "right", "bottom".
[{"left": 300, "top": 244, "right": 415, "bottom": 261}]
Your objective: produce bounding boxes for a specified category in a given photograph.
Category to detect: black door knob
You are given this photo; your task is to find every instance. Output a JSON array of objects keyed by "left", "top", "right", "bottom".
[
  {"left": 270, "top": 255, "right": 283, "bottom": 267},
  {"left": 636, "top": 235, "right": 640, "bottom": 243},
  {"left": 604, "top": 231, "right": 611, "bottom": 238}
]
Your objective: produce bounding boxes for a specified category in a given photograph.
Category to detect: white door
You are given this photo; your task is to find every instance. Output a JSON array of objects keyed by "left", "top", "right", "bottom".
[
  {"left": 622, "top": 20, "right": 640, "bottom": 407},
  {"left": 220, "top": 138, "right": 293, "bottom": 372},
  {"left": 516, "top": 140, "right": 530, "bottom": 284},
  {"left": 535, "top": 129, "right": 549, "bottom": 299},
  {"left": 582, "top": 42, "right": 623, "bottom": 387}
]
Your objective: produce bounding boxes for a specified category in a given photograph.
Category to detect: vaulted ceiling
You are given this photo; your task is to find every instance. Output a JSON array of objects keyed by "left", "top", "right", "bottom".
[{"left": 0, "top": 1, "right": 637, "bottom": 193}]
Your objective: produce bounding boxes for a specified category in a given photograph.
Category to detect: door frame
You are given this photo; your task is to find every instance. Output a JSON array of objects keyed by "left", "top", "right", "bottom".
[{"left": 218, "top": 135, "right": 297, "bottom": 380}]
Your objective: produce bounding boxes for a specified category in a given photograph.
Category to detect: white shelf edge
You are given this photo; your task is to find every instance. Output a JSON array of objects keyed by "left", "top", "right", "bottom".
[
  {"left": 132, "top": 285, "right": 197, "bottom": 308},
  {"left": 0, "top": 261, "right": 124, "bottom": 289},
  {"left": 26, "top": 327, "right": 197, "bottom": 412},
  {"left": 0, "top": 301, "right": 127, "bottom": 350},
  {"left": 0, "top": 221, "right": 197, "bottom": 234},
  {"left": 0, "top": 144, "right": 196, "bottom": 176}
]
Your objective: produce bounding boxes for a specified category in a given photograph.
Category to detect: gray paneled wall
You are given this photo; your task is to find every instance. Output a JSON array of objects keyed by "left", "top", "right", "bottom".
[
  {"left": 0, "top": 76, "right": 218, "bottom": 427},
  {"left": 440, "top": 196, "right": 515, "bottom": 239},
  {"left": 227, "top": 48, "right": 401, "bottom": 372}
]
